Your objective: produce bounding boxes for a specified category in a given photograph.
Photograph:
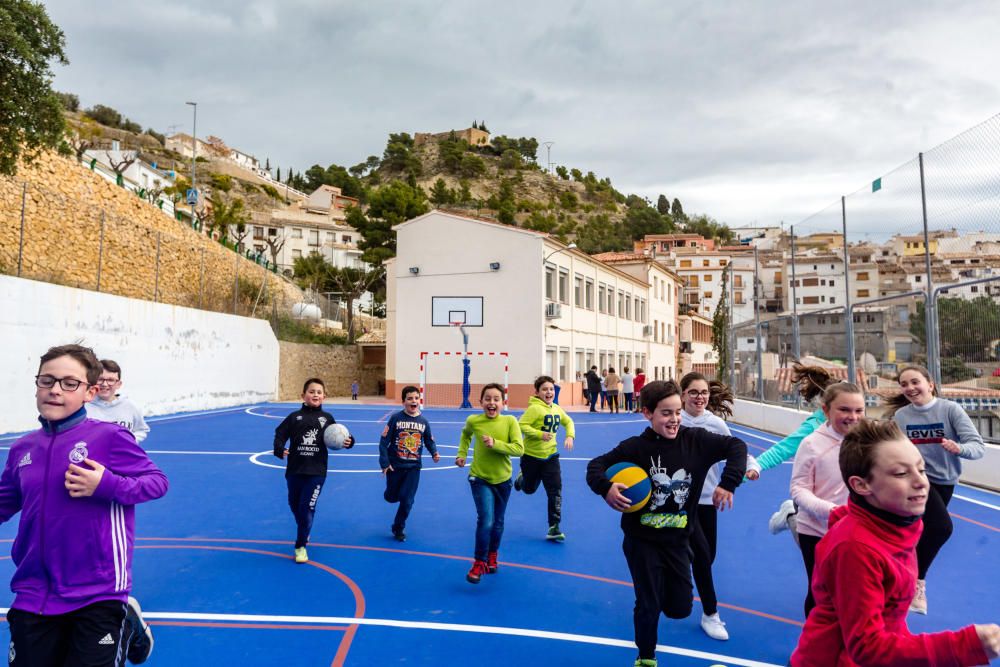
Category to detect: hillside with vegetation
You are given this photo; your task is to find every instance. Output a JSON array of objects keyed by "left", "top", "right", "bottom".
[{"left": 282, "top": 125, "right": 736, "bottom": 266}]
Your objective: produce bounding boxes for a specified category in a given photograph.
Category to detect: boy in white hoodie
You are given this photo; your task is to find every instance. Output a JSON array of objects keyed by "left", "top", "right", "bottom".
[
  {"left": 789, "top": 381, "right": 865, "bottom": 619},
  {"left": 515, "top": 376, "right": 575, "bottom": 541},
  {"left": 86, "top": 359, "right": 150, "bottom": 443}
]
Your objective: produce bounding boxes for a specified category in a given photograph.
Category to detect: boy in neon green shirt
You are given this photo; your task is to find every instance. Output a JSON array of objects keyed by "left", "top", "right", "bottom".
[
  {"left": 515, "top": 375, "right": 575, "bottom": 541},
  {"left": 456, "top": 383, "right": 524, "bottom": 583}
]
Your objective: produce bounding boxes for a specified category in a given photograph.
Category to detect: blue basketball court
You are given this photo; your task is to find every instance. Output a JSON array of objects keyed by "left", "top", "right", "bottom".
[{"left": 1, "top": 404, "right": 998, "bottom": 666}]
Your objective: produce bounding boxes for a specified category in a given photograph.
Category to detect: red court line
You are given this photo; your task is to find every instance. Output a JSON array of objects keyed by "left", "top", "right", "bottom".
[
  {"left": 150, "top": 621, "right": 351, "bottom": 631},
  {"left": 950, "top": 512, "right": 1000, "bottom": 533},
  {"left": 137, "top": 544, "right": 366, "bottom": 667},
  {"left": 137, "top": 537, "right": 803, "bottom": 628}
]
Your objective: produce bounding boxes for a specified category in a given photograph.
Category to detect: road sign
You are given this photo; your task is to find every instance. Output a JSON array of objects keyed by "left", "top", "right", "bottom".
[{"left": 186, "top": 188, "right": 199, "bottom": 205}]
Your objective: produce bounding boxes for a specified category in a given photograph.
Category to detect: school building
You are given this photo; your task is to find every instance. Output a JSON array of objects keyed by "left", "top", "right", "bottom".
[{"left": 384, "top": 211, "right": 682, "bottom": 408}]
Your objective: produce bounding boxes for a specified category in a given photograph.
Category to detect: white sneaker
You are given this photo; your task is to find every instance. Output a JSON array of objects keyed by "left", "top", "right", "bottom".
[
  {"left": 909, "top": 579, "right": 927, "bottom": 615},
  {"left": 700, "top": 612, "right": 729, "bottom": 640},
  {"left": 769, "top": 499, "right": 797, "bottom": 535}
]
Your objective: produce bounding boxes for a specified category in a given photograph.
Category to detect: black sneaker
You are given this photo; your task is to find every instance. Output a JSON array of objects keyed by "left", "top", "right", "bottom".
[
  {"left": 125, "top": 596, "right": 154, "bottom": 664},
  {"left": 392, "top": 527, "right": 406, "bottom": 542},
  {"left": 513, "top": 471, "right": 524, "bottom": 492},
  {"left": 546, "top": 524, "right": 565, "bottom": 542}
]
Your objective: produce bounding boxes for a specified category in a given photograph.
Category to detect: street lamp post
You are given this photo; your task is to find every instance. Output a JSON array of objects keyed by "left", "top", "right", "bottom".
[
  {"left": 186, "top": 101, "right": 197, "bottom": 225},
  {"left": 543, "top": 242, "right": 576, "bottom": 264}
]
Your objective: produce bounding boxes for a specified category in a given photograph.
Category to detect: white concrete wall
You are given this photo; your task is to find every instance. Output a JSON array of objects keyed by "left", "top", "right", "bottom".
[
  {"left": 732, "top": 398, "right": 1000, "bottom": 491},
  {"left": 1, "top": 275, "right": 278, "bottom": 434}
]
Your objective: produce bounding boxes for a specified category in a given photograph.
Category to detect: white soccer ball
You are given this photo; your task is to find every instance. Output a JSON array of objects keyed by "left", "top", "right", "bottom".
[{"left": 323, "top": 423, "right": 350, "bottom": 450}]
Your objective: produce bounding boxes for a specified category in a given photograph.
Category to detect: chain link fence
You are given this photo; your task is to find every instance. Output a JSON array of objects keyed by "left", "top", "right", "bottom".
[{"left": 727, "top": 113, "right": 1000, "bottom": 439}]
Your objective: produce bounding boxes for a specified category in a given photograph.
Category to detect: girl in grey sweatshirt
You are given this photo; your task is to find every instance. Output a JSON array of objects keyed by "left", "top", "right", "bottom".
[{"left": 888, "top": 365, "right": 985, "bottom": 615}]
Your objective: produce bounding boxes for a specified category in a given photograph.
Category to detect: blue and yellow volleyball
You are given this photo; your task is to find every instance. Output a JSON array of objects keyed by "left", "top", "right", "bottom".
[{"left": 605, "top": 462, "right": 651, "bottom": 513}]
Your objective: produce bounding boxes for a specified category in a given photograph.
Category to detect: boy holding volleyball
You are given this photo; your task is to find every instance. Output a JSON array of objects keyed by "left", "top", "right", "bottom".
[
  {"left": 273, "top": 378, "right": 354, "bottom": 563},
  {"left": 379, "top": 385, "right": 440, "bottom": 542},
  {"left": 586, "top": 380, "right": 747, "bottom": 667}
]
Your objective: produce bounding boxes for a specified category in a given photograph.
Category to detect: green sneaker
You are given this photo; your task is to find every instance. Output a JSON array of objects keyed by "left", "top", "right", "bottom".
[
  {"left": 513, "top": 471, "right": 524, "bottom": 491},
  {"left": 633, "top": 659, "right": 657, "bottom": 667},
  {"left": 546, "top": 524, "right": 565, "bottom": 541},
  {"left": 294, "top": 547, "right": 308, "bottom": 563}
]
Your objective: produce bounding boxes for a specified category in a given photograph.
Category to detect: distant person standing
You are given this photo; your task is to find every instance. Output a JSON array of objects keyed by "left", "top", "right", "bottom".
[
  {"left": 605, "top": 367, "right": 622, "bottom": 414},
  {"left": 351, "top": 379, "right": 359, "bottom": 401},
  {"left": 632, "top": 369, "right": 646, "bottom": 413},
  {"left": 622, "top": 367, "right": 635, "bottom": 413},
  {"left": 585, "top": 367, "right": 602, "bottom": 412}
]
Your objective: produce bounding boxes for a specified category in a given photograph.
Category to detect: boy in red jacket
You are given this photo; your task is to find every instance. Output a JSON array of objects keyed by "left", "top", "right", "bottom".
[{"left": 790, "top": 419, "right": 999, "bottom": 667}]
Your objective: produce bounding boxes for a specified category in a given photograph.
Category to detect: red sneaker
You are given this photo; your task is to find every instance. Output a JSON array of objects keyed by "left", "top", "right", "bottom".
[
  {"left": 466, "top": 559, "right": 488, "bottom": 584},
  {"left": 487, "top": 551, "right": 498, "bottom": 574}
]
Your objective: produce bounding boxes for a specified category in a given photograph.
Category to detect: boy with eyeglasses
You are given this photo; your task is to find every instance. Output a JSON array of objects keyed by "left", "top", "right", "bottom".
[
  {"left": 87, "top": 359, "right": 150, "bottom": 443},
  {"left": 0, "top": 344, "right": 168, "bottom": 666},
  {"left": 85, "top": 358, "right": 155, "bottom": 663}
]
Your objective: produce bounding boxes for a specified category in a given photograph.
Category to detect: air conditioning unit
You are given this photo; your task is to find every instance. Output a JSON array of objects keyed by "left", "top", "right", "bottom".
[
  {"left": 642, "top": 325, "right": 653, "bottom": 337},
  {"left": 545, "top": 302, "right": 562, "bottom": 319}
]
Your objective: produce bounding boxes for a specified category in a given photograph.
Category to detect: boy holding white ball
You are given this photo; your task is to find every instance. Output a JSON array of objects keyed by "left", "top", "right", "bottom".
[
  {"left": 273, "top": 377, "right": 354, "bottom": 563},
  {"left": 586, "top": 380, "right": 747, "bottom": 667}
]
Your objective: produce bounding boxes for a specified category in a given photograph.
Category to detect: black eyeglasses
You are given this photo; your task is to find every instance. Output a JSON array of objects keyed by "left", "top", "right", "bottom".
[
  {"left": 685, "top": 390, "right": 710, "bottom": 397},
  {"left": 35, "top": 375, "right": 90, "bottom": 391},
  {"left": 96, "top": 378, "right": 120, "bottom": 386}
]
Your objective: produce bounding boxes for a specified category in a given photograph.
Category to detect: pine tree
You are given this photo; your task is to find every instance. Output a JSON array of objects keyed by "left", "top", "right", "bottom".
[{"left": 712, "top": 268, "right": 731, "bottom": 382}]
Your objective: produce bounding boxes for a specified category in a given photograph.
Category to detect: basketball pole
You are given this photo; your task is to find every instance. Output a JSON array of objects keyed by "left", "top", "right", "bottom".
[{"left": 456, "top": 323, "right": 472, "bottom": 408}]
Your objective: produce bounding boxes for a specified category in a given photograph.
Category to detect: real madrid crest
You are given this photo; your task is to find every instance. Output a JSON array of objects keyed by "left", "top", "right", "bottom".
[{"left": 69, "top": 441, "right": 89, "bottom": 464}]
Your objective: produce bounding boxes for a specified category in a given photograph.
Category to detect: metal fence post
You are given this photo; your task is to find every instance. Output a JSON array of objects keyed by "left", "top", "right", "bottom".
[
  {"left": 754, "top": 246, "right": 763, "bottom": 401},
  {"left": 842, "top": 196, "right": 856, "bottom": 384},
  {"left": 96, "top": 211, "right": 105, "bottom": 291},
  {"left": 790, "top": 226, "right": 800, "bottom": 361},
  {"left": 17, "top": 183, "right": 27, "bottom": 276},
  {"left": 153, "top": 232, "right": 161, "bottom": 302},
  {"left": 199, "top": 248, "right": 205, "bottom": 309},
  {"left": 233, "top": 253, "right": 239, "bottom": 314},
  {"left": 728, "top": 262, "right": 735, "bottom": 389},
  {"left": 918, "top": 153, "right": 939, "bottom": 385}
]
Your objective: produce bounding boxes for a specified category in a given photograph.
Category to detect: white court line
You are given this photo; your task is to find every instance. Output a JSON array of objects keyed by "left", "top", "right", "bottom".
[
  {"left": 146, "top": 406, "right": 251, "bottom": 423},
  {"left": 248, "top": 450, "right": 464, "bottom": 474},
  {"left": 3, "top": 609, "right": 776, "bottom": 667},
  {"left": 953, "top": 494, "right": 1000, "bottom": 511}
]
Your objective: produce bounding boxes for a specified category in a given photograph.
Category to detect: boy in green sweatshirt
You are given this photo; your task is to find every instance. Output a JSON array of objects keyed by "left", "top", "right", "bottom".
[
  {"left": 515, "top": 375, "right": 575, "bottom": 541},
  {"left": 456, "top": 383, "right": 525, "bottom": 584}
]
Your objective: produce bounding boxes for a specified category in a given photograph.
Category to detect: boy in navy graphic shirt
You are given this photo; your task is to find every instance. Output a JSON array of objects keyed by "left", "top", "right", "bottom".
[{"left": 379, "top": 386, "right": 439, "bottom": 541}]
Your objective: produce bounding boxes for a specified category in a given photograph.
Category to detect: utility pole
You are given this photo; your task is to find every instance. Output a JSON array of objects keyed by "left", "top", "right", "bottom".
[
  {"left": 186, "top": 102, "right": 198, "bottom": 224},
  {"left": 543, "top": 141, "right": 554, "bottom": 174}
]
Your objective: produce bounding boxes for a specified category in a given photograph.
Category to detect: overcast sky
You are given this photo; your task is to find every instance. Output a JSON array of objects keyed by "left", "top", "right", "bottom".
[{"left": 42, "top": 0, "right": 1000, "bottom": 233}]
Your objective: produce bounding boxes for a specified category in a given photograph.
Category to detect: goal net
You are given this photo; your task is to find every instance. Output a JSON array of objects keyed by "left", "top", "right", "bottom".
[{"left": 420, "top": 351, "right": 509, "bottom": 409}]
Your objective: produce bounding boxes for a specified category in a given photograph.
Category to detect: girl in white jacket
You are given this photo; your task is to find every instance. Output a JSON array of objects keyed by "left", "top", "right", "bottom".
[
  {"left": 789, "top": 382, "right": 865, "bottom": 618},
  {"left": 679, "top": 372, "right": 760, "bottom": 641}
]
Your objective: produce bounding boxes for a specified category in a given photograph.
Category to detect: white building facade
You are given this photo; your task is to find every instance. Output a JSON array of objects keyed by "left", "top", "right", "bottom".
[{"left": 385, "top": 211, "right": 680, "bottom": 408}]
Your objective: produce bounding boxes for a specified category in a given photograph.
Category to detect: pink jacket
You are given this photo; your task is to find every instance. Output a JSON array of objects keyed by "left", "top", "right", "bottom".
[{"left": 789, "top": 422, "right": 847, "bottom": 538}]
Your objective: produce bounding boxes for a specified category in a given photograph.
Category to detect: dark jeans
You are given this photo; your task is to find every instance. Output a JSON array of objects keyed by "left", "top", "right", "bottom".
[
  {"left": 607, "top": 390, "right": 619, "bottom": 412},
  {"left": 8, "top": 600, "right": 126, "bottom": 667},
  {"left": 287, "top": 474, "right": 326, "bottom": 548},
  {"left": 622, "top": 535, "right": 693, "bottom": 660},
  {"left": 518, "top": 454, "right": 562, "bottom": 526},
  {"left": 384, "top": 466, "right": 421, "bottom": 532},
  {"left": 588, "top": 389, "right": 599, "bottom": 411},
  {"left": 798, "top": 532, "right": 822, "bottom": 619},
  {"left": 917, "top": 482, "right": 955, "bottom": 579},
  {"left": 691, "top": 504, "right": 718, "bottom": 615},
  {"left": 624, "top": 392, "right": 635, "bottom": 412},
  {"left": 470, "top": 476, "right": 513, "bottom": 561}
]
